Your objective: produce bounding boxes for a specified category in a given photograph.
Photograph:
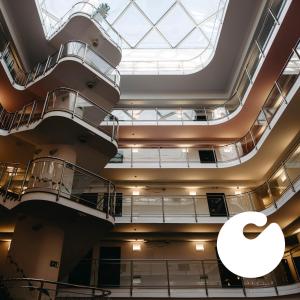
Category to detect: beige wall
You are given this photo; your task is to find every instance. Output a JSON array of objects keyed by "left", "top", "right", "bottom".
[{"left": 0, "top": 240, "right": 10, "bottom": 275}]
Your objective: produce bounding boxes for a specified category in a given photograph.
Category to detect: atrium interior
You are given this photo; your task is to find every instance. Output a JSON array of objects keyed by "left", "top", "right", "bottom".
[{"left": 0, "top": 0, "right": 300, "bottom": 299}]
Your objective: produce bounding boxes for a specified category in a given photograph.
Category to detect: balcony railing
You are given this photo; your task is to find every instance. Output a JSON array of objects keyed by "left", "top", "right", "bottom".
[
  {"left": 0, "top": 87, "right": 119, "bottom": 142},
  {"left": 67, "top": 245, "right": 300, "bottom": 298},
  {"left": 109, "top": 40, "right": 300, "bottom": 168},
  {"left": 1, "top": 278, "right": 111, "bottom": 299},
  {"left": 39, "top": 1, "right": 122, "bottom": 52},
  {"left": 110, "top": 139, "right": 300, "bottom": 222},
  {"left": 113, "top": 0, "right": 291, "bottom": 119},
  {"left": 0, "top": 157, "right": 116, "bottom": 219},
  {"left": 0, "top": 40, "right": 120, "bottom": 88}
]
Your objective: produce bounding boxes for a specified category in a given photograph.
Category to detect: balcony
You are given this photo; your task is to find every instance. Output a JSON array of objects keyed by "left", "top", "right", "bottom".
[
  {"left": 0, "top": 157, "right": 116, "bottom": 222},
  {"left": 113, "top": 3, "right": 296, "bottom": 127},
  {"left": 0, "top": 87, "right": 119, "bottom": 157},
  {"left": 0, "top": 40, "right": 120, "bottom": 108},
  {"left": 37, "top": 1, "right": 122, "bottom": 66},
  {"left": 107, "top": 47, "right": 300, "bottom": 169},
  {"left": 96, "top": 139, "right": 300, "bottom": 223},
  {"left": 60, "top": 245, "right": 300, "bottom": 298}
]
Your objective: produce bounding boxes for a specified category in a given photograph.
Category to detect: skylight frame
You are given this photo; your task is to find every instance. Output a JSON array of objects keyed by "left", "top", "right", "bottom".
[{"left": 37, "top": 0, "right": 229, "bottom": 75}]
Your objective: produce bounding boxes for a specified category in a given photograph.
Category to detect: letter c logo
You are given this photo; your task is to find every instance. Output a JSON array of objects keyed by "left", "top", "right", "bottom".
[{"left": 217, "top": 212, "right": 285, "bottom": 278}]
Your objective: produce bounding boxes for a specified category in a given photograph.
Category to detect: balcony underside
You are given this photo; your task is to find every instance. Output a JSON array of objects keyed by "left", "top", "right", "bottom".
[
  {"left": 1, "top": 0, "right": 121, "bottom": 67},
  {"left": 3, "top": 114, "right": 118, "bottom": 171},
  {"left": 50, "top": 14, "right": 122, "bottom": 67},
  {"left": 0, "top": 58, "right": 120, "bottom": 112}
]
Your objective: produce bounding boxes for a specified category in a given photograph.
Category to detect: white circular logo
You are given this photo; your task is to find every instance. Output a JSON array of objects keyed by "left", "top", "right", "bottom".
[{"left": 217, "top": 212, "right": 285, "bottom": 278}]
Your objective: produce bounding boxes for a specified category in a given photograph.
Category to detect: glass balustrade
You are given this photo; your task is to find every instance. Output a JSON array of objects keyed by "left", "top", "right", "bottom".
[
  {"left": 1, "top": 140, "right": 300, "bottom": 220},
  {"left": 110, "top": 42, "right": 300, "bottom": 167},
  {"left": 39, "top": 2, "right": 122, "bottom": 51},
  {"left": 109, "top": 140, "right": 300, "bottom": 222},
  {"left": 112, "top": 1, "right": 288, "bottom": 121},
  {"left": 1, "top": 40, "right": 120, "bottom": 88},
  {"left": 0, "top": 88, "right": 119, "bottom": 142},
  {"left": 68, "top": 245, "right": 300, "bottom": 296},
  {"left": 0, "top": 157, "right": 116, "bottom": 218}
]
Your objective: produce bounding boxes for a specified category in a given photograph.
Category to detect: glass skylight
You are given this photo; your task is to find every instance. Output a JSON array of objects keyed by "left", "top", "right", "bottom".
[{"left": 37, "top": 0, "right": 228, "bottom": 75}]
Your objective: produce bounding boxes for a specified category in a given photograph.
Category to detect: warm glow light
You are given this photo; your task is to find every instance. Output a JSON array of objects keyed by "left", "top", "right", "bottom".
[
  {"left": 224, "top": 145, "right": 233, "bottom": 153},
  {"left": 280, "top": 172, "right": 287, "bottom": 182},
  {"left": 133, "top": 243, "right": 141, "bottom": 251},
  {"left": 235, "top": 187, "right": 241, "bottom": 195},
  {"left": 182, "top": 148, "right": 189, "bottom": 153},
  {"left": 196, "top": 243, "right": 205, "bottom": 251},
  {"left": 132, "top": 190, "right": 140, "bottom": 196},
  {"left": 189, "top": 191, "right": 197, "bottom": 196},
  {"left": 132, "top": 148, "right": 139, "bottom": 153}
]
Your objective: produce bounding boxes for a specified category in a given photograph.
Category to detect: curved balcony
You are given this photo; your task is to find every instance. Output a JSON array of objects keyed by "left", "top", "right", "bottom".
[
  {"left": 113, "top": 139, "right": 300, "bottom": 223},
  {"left": 114, "top": 22, "right": 300, "bottom": 140},
  {"left": 107, "top": 57, "right": 300, "bottom": 169},
  {"left": 39, "top": 1, "right": 122, "bottom": 66},
  {"left": 0, "top": 157, "right": 116, "bottom": 222},
  {"left": 0, "top": 40, "right": 120, "bottom": 108},
  {"left": 66, "top": 246, "right": 300, "bottom": 298},
  {"left": 0, "top": 87, "right": 119, "bottom": 156}
]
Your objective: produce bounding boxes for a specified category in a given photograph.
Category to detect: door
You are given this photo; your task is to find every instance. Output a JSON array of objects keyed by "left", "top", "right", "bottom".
[
  {"left": 215, "top": 248, "right": 243, "bottom": 288},
  {"left": 68, "top": 249, "right": 92, "bottom": 285},
  {"left": 293, "top": 256, "right": 300, "bottom": 279},
  {"left": 207, "top": 193, "right": 228, "bottom": 216},
  {"left": 98, "top": 247, "right": 121, "bottom": 287}
]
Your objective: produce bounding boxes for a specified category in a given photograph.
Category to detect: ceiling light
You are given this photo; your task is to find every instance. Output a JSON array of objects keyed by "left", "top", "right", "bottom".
[
  {"left": 195, "top": 243, "right": 204, "bottom": 251},
  {"left": 133, "top": 243, "right": 141, "bottom": 251},
  {"left": 235, "top": 187, "right": 241, "bottom": 195},
  {"left": 132, "top": 190, "right": 140, "bottom": 196},
  {"left": 182, "top": 148, "right": 189, "bottom": 153},
  {"left": 189, "top": 191, "right": 197, "bottom": 196},
  {"left": 132, "top": 148, "right": 139, "bottom": 153}
]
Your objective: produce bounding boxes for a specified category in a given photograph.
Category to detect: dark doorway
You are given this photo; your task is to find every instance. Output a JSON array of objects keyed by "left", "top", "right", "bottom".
[
  {"left": 68, "top": 250, "right": 92, "bottom": 285},
  {"left": 103, "top": 193, "right": 123, "bottom": 216},
  {"left": 273, "top": 259, "right": 294, "bottom": 285},
  {"left": 215, "top": 248, "right": 243, "bottom": 288},
  {"left": 199, "top": 149, "right": 216, "bottom": 163},
  {"left": 98, "top": 247, "right": 121, "bottom": 287},
  {"left": 293, "top": 256, "right": 300, "bottom": 279},
  {"left": 207, "top": 193, "right": 228, "bottom": 217}
]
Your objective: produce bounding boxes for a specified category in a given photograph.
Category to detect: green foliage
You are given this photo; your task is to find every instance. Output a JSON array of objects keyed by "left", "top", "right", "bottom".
[{"left": 96, "top": 3, "right": 110, "bottom": 19}]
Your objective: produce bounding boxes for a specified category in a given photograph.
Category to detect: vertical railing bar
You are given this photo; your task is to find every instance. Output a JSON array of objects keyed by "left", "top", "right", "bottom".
[
  {"left": 267, "top": 180, "right": 277, "bottom": 209},
  {"left": 192, "top": 196, "right": 198, "bottom": 223},
  {"left": 57, "top": 161, "right": 65, "bottom": 201},
  {"left": 162, "top": 196, "right": 165, "bottom": 223},
  {"left": 166, "top": 260, "right": 171, "bottom": 296},
  {"left": 201, "top": 261, "right": 208, "bottom": 297},
  {"left": 282, "top": 162, "right": 296, "bottom": 192}
]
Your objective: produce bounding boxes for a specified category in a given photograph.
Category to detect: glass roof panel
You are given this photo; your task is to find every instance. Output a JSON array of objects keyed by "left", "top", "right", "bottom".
[
  {"left": 37, "top": 0, "right": 229, "bottom": 74},
  {"left": 113, "top": 4, "right": 152, "bottom": 47},
  {"left": 181, "top": 0, "right": 221, "bottom": 24},
  {"left": 137, "top": 29, "right": 170, "bottom": 49},
  {"left": 135, "top": 0, "right": 176, "bottom": 24},
  {"left": 157, "top": 3, "right": 195, "bottom": 47}
]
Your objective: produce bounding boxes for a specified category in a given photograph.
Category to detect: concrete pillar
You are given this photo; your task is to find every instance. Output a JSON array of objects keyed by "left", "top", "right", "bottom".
[{"left": 4, "top": 216, "right": 64, "bottom": 299}]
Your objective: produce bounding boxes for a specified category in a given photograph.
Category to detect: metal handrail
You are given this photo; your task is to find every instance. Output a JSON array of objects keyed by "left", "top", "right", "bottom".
[
  {"left": 0, "top": 87, "right": 119, "bottom": 141},
  {"left": 43, "top": 1, "right": 122, "bottom": 51},
  {"left": 62, "top": 245, "right": 300, "bottom": 296},
  {"left": 0, "top": 157, "right": 116, "bottom": 218},
  {"left": 114, "top": 1, "right": 289, "bottom": 118},
  {"left": 110, "top": 39, "right": 300, "bottom": 166},
  {"left": 110, "top": 137, "right": 300, "bottom": 220},
  {"left": 2, "top": 277, "right": 111, "bottom": 297},
  {"left": 1, "top": 40, "right": 120, "bottom": 88}
]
